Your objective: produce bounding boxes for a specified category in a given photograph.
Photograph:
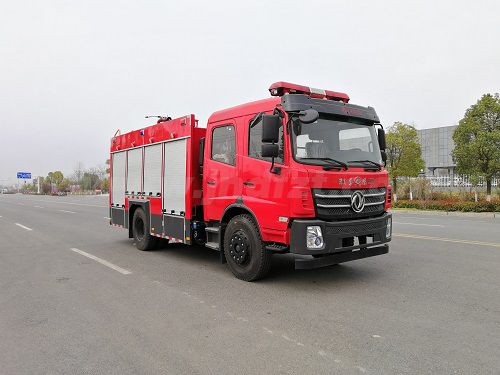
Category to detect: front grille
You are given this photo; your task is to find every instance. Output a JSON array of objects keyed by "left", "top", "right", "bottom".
[
  {"left": 312, "top": 187, "right": 386, "bottom": 220},
  {"left": 324, "top": 221, "right": 385, "bottom": 236}
]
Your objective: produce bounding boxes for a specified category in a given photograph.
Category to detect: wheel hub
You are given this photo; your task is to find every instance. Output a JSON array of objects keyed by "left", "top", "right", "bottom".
[
  {"left": 229, "top": 231, "right": 250, "bottom": 265},
  {"left": 135, "top": 217, "right": 145, "bottom": 241}
]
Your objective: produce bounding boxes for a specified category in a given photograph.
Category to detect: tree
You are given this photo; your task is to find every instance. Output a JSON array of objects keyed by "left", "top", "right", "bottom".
[
  {"left": 101, "top": 177, "right": 110, "bottom": 193},
  {"left": 81, "top": 171, "right": 100, "bottom": 191},
  {"left": 453, "top": 93, "right": 500, "bottom": 200},
  {"left": 386, "top": 122, "right": 425, "bottom": 194},
  {"left": 94, "top": 165, "right": 107, "bottom": 182},
  {"left": 46, "top": 171, "right": 64, "bottom": 191},
  {"left": 57, "top": 178, "right": 71, "bottom": 192},
  {"left": 72, "top": 162, "right": 85, "bottom": 186},
  {"left": 40, "top": 177, "right": 52, "bottom": 194}
]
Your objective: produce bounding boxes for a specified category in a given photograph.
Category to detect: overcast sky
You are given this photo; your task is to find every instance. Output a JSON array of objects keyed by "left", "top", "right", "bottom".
[{"left": 1, "top": 0, "right": 498, "bottom": 184}]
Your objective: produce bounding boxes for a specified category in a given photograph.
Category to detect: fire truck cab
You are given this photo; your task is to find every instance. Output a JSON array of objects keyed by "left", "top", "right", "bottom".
[{"left": 110, "top": 82, "right": 392, "bottom": 281}]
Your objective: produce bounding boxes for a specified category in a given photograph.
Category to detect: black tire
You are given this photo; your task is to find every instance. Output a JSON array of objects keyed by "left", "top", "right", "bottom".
[
  {"left": 132, "top": 208, "right": 159, "bottom": 251},
  {"left": 223, "top": 214, "right": 272, "bottom": 281}
]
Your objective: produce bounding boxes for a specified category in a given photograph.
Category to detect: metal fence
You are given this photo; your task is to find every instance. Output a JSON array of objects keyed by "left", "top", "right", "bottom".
[{"left": 425, "top": 175, "right": 499, "bottom": 188}]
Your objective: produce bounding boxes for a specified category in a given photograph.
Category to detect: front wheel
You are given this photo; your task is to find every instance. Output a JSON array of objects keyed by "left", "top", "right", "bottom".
[
  {"left": 132, "top": 208, "right": 159, "bottom": 251},
  {"left": 223, "top": 214, "right": 272, "bottom": 281}
]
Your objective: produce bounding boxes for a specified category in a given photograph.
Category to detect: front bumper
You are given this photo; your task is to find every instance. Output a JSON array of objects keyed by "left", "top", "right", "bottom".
[{"left": 290, "top": 213, "right": 391, "bottom": 269}]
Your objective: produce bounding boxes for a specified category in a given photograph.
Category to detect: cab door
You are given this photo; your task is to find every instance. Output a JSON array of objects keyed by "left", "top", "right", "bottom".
[
  {"left": 240, "top": 114, "right": 289, "bottom": 234},
  {"left": 203, "top": 122, "right": 240, "bottom": 221}
]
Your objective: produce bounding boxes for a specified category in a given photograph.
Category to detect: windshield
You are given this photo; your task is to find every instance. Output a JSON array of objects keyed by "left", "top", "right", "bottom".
[{"left": 291, "top": 114, "right": 382, "bottom": 167}]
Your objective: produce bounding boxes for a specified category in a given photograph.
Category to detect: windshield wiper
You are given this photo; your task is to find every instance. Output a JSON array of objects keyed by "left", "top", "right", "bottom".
[
  {"left": 347, "top": 160, "right": 382, "bottom": 170},
  {"left": 299, "top": 157, "right": 348, "bottom": 170}
]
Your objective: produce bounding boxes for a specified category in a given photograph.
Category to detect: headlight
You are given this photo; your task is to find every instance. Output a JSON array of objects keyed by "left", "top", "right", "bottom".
[
  {"left": 386, "top": 217, "right": 392, "bottom": 239},
  {"left": 307, "top": 226, "right": 324, "bottom": 249}
]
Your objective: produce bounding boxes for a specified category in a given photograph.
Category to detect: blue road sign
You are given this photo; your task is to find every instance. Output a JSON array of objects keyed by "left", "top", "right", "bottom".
[{"left": 17, "top": 172, "right": 31, "bottom": 179}]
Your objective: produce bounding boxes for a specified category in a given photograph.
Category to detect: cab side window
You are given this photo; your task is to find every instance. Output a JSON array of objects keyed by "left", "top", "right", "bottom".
[
  {"left": 248, "top": 116, "right": 284, "bottom": 164},
  {"left": 211, "top": 125, "right": 236, "bottom": 166}
]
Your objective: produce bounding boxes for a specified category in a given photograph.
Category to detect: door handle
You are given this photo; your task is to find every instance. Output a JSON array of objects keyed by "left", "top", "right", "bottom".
[
  {"left": 243, "top": 181, "right": 254, "bottom": 186},
  {"left": 207, "top": 180, "right": 216, "bottom": 185}
]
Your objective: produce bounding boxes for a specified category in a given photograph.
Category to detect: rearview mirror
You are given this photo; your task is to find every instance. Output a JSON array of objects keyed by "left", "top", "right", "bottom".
[
  {"left": 381, "top": 150, "right": 387, "bottom": 164},
  {"left": 378, "top": 128, "right": 386, "bottom": 150},
  {"left": 298, "top": 109, "right": 319, "bottom": 124},
  {"left": 261, "top": 144, "right": 279, "bottom": 158},
  {"left": 262, "top": 114, "right": 281, "bottom": 143}
]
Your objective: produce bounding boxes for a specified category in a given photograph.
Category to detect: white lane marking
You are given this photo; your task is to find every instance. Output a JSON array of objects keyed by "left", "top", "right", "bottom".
[
  {"left": 395, "top": 216, "right": 430, "bottom": 220},
  {"left": 395, "top": 215, "right": 492, "bottom": 224},
  {"left": 34, "top": 205, "right": 44, "bottom": 208},
  {"left": 4, "top": 198, "right": 106, "bottom": 208},
  {"left": 70, "top": 248, "right": 132, "bottom": 275},
  {"left": 372, "top": 334, "right": 381, "bottom": 338},
  {"left": 394, "top": 233, "right": 500, "bottom": 248},
  {"left": 0, "top": 215, "right": 2, "bottom": 218},
  {"left": 58, "top": 209, "right": 76, "bottom": 214},
  {"left": 34, "top": 200, "right": 106, "bottom": 208},
  {"left": 263, "top": 327, "right": 273, "bottom": 335},
  {"left": 104, "top": 217, "right": 111, "bottom": 220},
  {"left": 396, "top": 222, "right": 444, "bottom": 227},
  {"left": 15, "top": 223, "right": 33, "bottom": 231},
  {"left": 157, "top": 285, "right": 355, "bottom": 369}
]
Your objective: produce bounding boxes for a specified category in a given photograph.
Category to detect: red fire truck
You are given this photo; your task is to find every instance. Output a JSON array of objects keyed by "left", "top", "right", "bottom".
[{"left": 110, "top": 82, "right": 392, "bottom": 281}]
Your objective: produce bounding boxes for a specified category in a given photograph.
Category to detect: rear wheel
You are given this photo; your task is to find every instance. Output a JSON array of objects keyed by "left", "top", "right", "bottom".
[
  {"left": 223, "top": 214, "right": 272, "bottom": 281},
  {"left": 132, "top": 208, "right": 159, "bottom": 251}
]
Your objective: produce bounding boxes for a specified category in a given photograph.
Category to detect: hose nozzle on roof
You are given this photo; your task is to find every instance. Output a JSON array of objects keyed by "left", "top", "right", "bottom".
[{"left": 145, "top": 115, "right": 172, "bottom": 123}]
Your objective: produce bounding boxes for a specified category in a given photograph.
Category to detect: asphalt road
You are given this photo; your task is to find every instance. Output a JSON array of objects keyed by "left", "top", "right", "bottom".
[{"left": 0, "top": 194, "right": 499, "bottom": 374}]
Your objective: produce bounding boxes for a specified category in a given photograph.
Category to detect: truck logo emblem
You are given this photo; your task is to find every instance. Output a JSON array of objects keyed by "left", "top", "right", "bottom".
[{"left": 351, "top": 191, "right": 365, "bottom": 213}]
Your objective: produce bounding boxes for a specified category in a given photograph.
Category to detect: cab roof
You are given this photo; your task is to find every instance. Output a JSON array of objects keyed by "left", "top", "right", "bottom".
[{"left": 208, "top": 97, "right": 280, "bottom": 124}]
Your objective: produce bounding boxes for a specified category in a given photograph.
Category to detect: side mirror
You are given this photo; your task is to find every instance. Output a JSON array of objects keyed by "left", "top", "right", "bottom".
[
  {"left": 378, "top": 128, "right": 386, "bottom": 150},
  {"left": 262, "top": 114, "right": 281, "bottom": 143},
  {"left": 298, "top": 109, "right": 319, "bottom": 124},
  {"left": 381, "top": 150, "right": 387, "bottom": 164},
  {"left": 261, "top": 144, "right": 279, "bottom": 158}
]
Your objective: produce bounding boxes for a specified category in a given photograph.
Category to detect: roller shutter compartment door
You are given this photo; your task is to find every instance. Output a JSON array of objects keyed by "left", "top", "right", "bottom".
[
  {"left": 143, "top": 143, "right": 162, "bottom": 196},
  {"left": 127, "top": 148, "right": 143, "bottom": 195},
  {"left": 163, "top": 139, "right": 187, "bottom": 215},
  {"left": 111, "top": 151, "right": 126, "bottom": 206}
]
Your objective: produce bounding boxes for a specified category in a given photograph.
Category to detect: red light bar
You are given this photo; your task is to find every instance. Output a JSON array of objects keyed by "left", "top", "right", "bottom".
[{"left": 268, "top": 81, "right": 350, "bottom": 103}]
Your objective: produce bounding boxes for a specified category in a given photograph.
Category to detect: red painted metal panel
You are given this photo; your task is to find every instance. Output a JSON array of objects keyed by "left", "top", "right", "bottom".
[
  {"left": 202, "top": 119, "right": 241, "bottom": 222},
  {"left": 147, "top": 197, "right": 162, "bottom": 215}
]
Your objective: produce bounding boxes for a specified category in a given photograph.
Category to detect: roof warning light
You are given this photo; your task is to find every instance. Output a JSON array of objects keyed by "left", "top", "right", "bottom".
[{"left": 268, "top": 81, "right": 350, "bottom": 103}]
